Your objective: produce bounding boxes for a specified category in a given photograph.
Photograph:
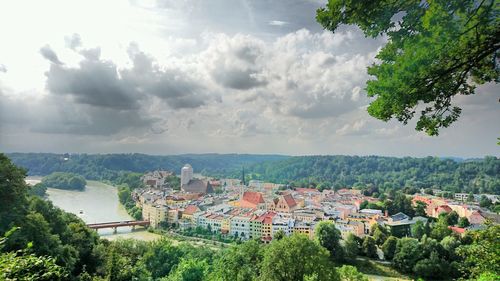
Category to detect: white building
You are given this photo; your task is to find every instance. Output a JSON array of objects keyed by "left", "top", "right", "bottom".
[
  {"left": 272, "top": 217, "right": 295, "bottom": 237},
  {"left": 181, "top": 164, "right": 194, "bottom": 187},
  {"left": 230, "top": 215, "right": 251, "bottom": 239}
]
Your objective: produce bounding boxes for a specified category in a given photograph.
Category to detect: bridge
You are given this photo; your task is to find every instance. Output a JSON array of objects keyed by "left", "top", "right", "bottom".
[{"left": 87, "top": 220, "right": 150, "bottom": 232}]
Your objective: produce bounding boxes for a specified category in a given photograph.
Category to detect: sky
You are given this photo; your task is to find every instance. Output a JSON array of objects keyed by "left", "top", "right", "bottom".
[{"left": 0, "top": 0, "right": 498, "bottom": 158}]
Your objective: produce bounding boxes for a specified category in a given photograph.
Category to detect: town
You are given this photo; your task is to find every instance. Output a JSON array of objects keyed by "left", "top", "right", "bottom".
[{"left": 135, "top": 164, "right": 499, "bottom": 243}]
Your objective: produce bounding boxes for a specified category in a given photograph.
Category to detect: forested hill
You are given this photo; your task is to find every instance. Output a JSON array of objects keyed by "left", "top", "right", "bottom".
[
  {"left": 6, "top": 153, "right": 288, "bottom": 178},
  {"left": 7, "top": 153, "right": 500, "bottom": 194},
  {"left": 234, "top": 156, "right": 500, "bottom": 195}
]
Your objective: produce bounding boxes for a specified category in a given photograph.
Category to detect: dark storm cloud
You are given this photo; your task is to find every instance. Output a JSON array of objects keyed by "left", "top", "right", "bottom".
[
  {"left": 212, "top": 68, "right": 267, "bottom": 90},
  {"left": 45, "top": 59, "right": 140, "bottom": 110},
  {"left": 44, "top": 43, "right": 211, "bottom": 111},
  {"left": 40, "top": 45, "right": 63, "bottom": 65}
]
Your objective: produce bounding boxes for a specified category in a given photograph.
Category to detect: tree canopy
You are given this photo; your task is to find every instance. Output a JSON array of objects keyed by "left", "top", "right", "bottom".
[{"left": 317, "top": 0, "right": 499, "bottom": 135}]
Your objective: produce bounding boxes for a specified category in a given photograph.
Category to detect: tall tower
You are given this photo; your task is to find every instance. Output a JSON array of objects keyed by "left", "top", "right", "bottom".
[
  {"left": 181, "top": 164, "right": 193, "bottom": 187},
  {"left": 241, "top": 166, "right": 246, "bottom": 186}
]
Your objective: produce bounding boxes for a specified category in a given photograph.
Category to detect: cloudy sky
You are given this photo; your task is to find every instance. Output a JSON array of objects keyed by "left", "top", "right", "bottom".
[{"left": 0, "top": 0, "right": 498, "bottom": 157}]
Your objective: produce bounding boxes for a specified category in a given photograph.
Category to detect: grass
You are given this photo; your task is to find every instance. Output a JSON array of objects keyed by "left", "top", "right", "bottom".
[{"left": 351, "top": 258, "right": 412, "bottom": 280}]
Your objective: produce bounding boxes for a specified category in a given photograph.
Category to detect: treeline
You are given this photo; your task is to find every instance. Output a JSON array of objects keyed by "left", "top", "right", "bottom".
[
  {"left": 234, "top": 156, "right": 500, "bottom": 194},
  {"left": 39, "top": 172, "right": 87, "bottom": 190},
  {"left": 7, "top": 153, "right": 288, "bottom": 179}
]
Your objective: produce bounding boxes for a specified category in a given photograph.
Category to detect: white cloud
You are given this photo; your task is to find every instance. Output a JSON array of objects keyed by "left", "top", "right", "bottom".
[
  {"left": 269, "top": 20, "right": 288, "bottom": 26},
  {"left": 0, "top": 0, "right": 498, "bottom": 157}
]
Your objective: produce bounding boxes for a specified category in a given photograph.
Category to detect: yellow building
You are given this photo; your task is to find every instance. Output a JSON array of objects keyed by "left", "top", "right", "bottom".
[
  {"left": 142, "top": 203, "right": 168, "bottom": 228},
  {"left": 221, "top": 217, "right": 231, "bottom": 234},
  {"left": 293, "top": 222, "right": 314, "bottom": 239}
]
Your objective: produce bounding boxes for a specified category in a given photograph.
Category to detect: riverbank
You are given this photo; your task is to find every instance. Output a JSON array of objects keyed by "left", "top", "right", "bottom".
[{"left": 26, "top": 176, "right": 162, "bottom": 241}]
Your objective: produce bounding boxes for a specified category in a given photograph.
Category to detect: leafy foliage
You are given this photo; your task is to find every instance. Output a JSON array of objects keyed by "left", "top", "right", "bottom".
[
  {"left": 260, "top": 234, "right": 339, "bottom": 281},
  {"left": 8, "top": 153, "right": 287, "bottom": 180},
  {"left": 0, "top": 251, "right": 67, "bottom": 281},
  {"left": 39, "top": 172, "right": 86, "bottom": 190},
  {"left": 315, "top": 221, "right": 344, "bottom": 262},
  {"left": 235, "top": 155, "right": 500, "bottom": 194},
  {"left": 317, "top": 0, "right": 500, "bottom": 135}
]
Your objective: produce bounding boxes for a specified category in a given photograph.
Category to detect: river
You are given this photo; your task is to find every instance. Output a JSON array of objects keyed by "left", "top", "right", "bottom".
[{"left": 26, "top": 177, "right": 161, "bottom": 241}]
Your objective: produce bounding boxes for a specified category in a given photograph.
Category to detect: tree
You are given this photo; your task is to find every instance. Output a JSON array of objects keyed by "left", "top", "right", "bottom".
[
  {"left": 210, "top": 239, "right": 263, "bottom": 281},
  {"left": 143, "top": 239, "right": 183, "bottom": 279},
  {"left": 362, "top": 236, "right": 378, "bottom": 259},
  {"left": 273, "top": 230, "right": 285, "bottom": 241},
  {"left": 413, "top": 251, "right": 447, "bottom": 279},
  {"left": 458, "top": 217, "right": 470, "bottom": 228},
  {"left": 381, "top": 236, "right": 398, "bottom": 261},
  {"left": 0, "top": 251, "right": 67, "bottom": 281},
  {"left": 414, "top": 201, "right": 427, "bottom": 217},
  {"left": 456, "top": 225, "right": 500, "bottom": 278},
  {"left": 317, "top": 0, "right": 500, "bottom": 136},
  {"left": 393, "top": 238, "right": 423, "bottom": 273},
  {"left": 430, "top": 217, "right": 452, "bottom": 241},
  {"left": 344, "top": 234, "right": 360, "bottom": 261},
  {"left": 315, "top": 221, "right": 344, "bottom": 262},
  {"left": 480, "top": 195, "right": 493, "bottom": 208},
  {"left": 0, "top": 154, "right": 29, "bottom": 234},
  {"left": 260, "top": 234, "right": 339, "bottom": 281},
  {"left": 166, "top": 258, "right": 208, "bottom": 281},
  {"left": 337, "top": 265, "right": 368, "bottom": 281},
  {"left": 467, "top": 192, "right": 475, "bottom": 202},
  {"left": 446, "top": 211, "right": 459, "bottom": 226},
  {"left": 412, "top": 220, "right": 426, "bottom": 240},
  {"left": 373, "top": 226, "right": 388, "bottom": 246}
]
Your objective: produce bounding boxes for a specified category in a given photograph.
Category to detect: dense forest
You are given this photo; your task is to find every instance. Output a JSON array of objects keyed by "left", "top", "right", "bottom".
[
  {"left": 7, "top": 153, "right": 287, "bottom": 179},
  {"left": 8, "top": 153, "right": 499, "bottom": 195},
  {"left": 39, "top": 172, "right": 87, "bottom": 190},
  {"left": 1, "top": 153, "right": 498, "bottom": 280},
  {"left": 231, "top": 156, "right": 500, "bottom": 195}
]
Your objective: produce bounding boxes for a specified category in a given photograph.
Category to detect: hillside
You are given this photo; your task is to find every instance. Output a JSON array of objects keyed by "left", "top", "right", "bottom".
[
  {"left": 7, "top": 153, "right": 288, "bottom": 179},
  {"left": 231, "top": 155, "right": 500, "bottom": 194}
]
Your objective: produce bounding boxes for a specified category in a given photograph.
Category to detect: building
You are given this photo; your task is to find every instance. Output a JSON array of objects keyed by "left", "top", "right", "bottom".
[
  {"left": 180, "top": 164, "right": 194, "bottom": 187},
  {"left": 142, "top": 203, "right": 168, "bottom": 228},
  {"left": 293, "top": 221, "right": 315, "bottom": 239},
  {"left": 272, "top": 216, "right": 295, "bottom": 237},
  {"left": 181, "top": 179, "right": 214, "bottom": 194},
  {"left": 182, "top": 205, "right": 201, "bottom": 222},
  {"left": 454, "top": 193, "right": 470, "bottom": 202},
  {"left": 230, "top": 215, "right": 251, "bottom": 239},
  {"left": 239, "top": 191, "right": 266, "bottom": 209},
  {"left": 141, "top": 170, "right": 174, "bottom": 188},
  {"left": 335, "top": 220, "right": 365, "bottom": 240},
  {"left": 271, "top": 194, "right": 298, "bottom": 213}
]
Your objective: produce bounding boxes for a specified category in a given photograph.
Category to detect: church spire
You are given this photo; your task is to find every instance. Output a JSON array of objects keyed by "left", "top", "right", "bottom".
[{"left": 241, "top": 166, "right": 246, "bottom": 186}]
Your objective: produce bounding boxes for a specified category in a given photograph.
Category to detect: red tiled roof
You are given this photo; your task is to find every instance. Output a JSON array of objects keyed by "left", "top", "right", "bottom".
[
  {"left": 436, "top": 205, "right": 452, "bottom": 213},
  {"left": 448, "top": 226, "right": 466, "bottom": 234},
  {"left": 183, "top": 205, "right": 199, "bottom": 215},
  {"left": 241, "top": 191, "right": 265, "bottom": 206},
  {"left": 262, "top": 212, "right": 276, "bottom": 224},
  {"left": 283, "top": 194, "right": 297, "bottom": 208}
]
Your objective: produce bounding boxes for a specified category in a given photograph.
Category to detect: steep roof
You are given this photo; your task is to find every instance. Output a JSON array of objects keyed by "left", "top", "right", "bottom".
[
  {"left": 282, "top": 194, "right": 297, "bottom": 208},
  {"left": 241, "top": 191, "right": 265, "bottom": 207},
  {"left": 181, "top": 179, "right": 214, "bottom": 194}
]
